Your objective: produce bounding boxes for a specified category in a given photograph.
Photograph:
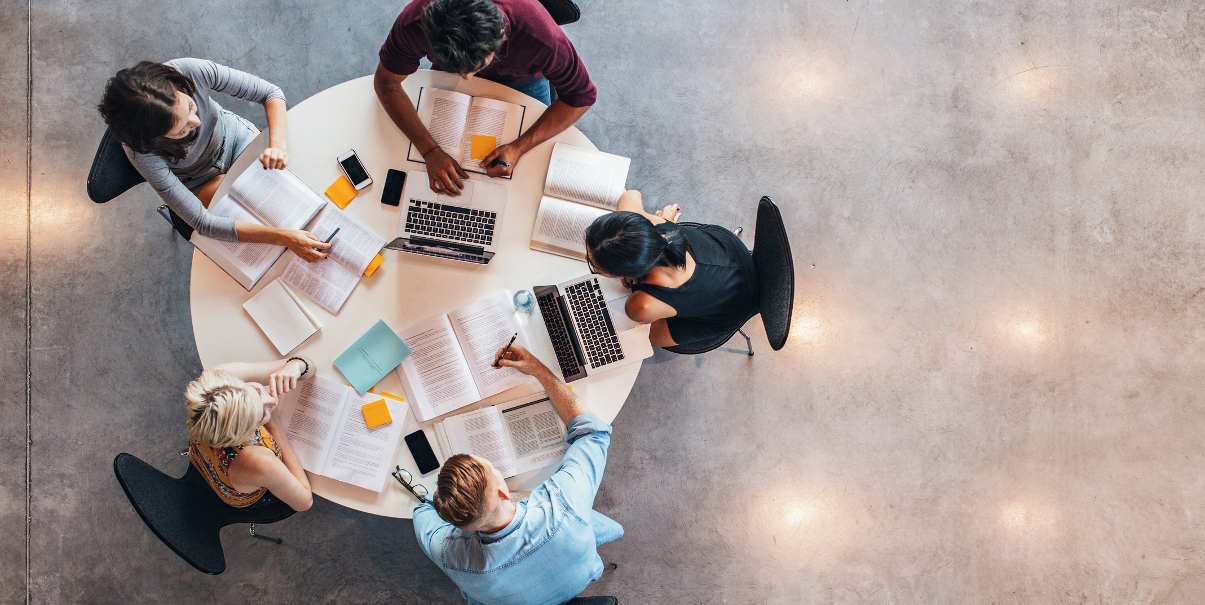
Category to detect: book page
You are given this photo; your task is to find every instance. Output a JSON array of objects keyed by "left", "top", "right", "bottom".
[
  {"left": 308, "top": 208, "right": 387, "bottom": 274},
  {"left": 502, "top": 398, "right": 568, "bottom": 476},
  {"left": 280, "top": 255, "right": 360, "bottom": 314},
  {"left": 320, "top": 394, "right": 407, "bottom": 492},
  {"left": 531, "top": 195, "right": 609, "bottom": 260},
  {"left": 440, "top": 406, "right": 517, "bottom": 477},
  {"left": 543, "top": 143, "right": 631, "bottom": 210},
  {"left": 227, "top": 161, "right": 324, "bottom": 229},
  {"left": 408, "top": 87, "right": 471, "bottom": 163},
  {"left": 242, "top": 278, "right": 319, "bottom": 355},
  {"left": 448, "top": 292, "right": 533, "bottom": 399},
  {"left": 192, "top": 195, "right": 284, "bottom": 289},
  {"left": 458, "top": 96, "right": 524, "bottom": 172},
  {"left": 274, "top": 375, "right": 349, "bottom": 472},
  {"left": 396, "top": 314, "right": 481, "bottom": 422}
]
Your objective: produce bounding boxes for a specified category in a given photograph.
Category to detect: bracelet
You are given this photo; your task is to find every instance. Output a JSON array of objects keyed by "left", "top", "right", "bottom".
[{"left": 286, "top": 357, "right": 310, "bottom": 377}]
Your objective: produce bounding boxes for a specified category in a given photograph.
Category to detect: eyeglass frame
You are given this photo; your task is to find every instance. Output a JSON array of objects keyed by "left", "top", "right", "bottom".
[{"left": 391, "top": 466, "right": 431, "bottom": 502}]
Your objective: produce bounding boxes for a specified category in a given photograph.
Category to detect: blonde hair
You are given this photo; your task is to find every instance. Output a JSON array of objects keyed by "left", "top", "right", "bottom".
[{"left": 184, "top": 369, "right": 262, "bottom": 448}]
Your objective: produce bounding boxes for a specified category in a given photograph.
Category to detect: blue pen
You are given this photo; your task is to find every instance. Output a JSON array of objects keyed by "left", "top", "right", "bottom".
[
  {"left": 490, "top": 159, "right": 511, "bottom": 168},
  {"left": 316, "top": 226, "right": 340, "bottom": 254}
]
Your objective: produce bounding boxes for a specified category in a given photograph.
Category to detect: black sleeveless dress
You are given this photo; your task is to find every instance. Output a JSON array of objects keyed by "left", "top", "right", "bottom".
[{"left": 633, "top": 224, "right": 758, "bottom": 345}]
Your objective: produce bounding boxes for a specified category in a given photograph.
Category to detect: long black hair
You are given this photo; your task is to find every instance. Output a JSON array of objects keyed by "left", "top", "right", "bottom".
[
  {"left": 97, "top": 61, "right": 198, "bottom": 161},
  {"left": 585, "top": 211, "right": 691, "bottom": 279}
]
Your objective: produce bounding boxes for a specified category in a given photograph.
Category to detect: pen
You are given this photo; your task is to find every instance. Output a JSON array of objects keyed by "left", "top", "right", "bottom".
[
  {"left": 494, "top": 332, "right": 518, "bottom": 368},
  {"left": 323, "top": 227, "right": 341, "bottom": 244},
  {"left": 489, "top": 159, "right": 511, "bottom": 168}
]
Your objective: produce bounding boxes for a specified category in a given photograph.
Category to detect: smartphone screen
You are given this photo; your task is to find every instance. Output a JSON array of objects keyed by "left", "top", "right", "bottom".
[
  {"left": 339, "top": 152, "right": 371, "bottom": 187},
  {"left": 405, "top": 430, "right": 440, "bottom": 475},
  {"left": 382, "top": 169, "right": 406, "bottom": 206}
]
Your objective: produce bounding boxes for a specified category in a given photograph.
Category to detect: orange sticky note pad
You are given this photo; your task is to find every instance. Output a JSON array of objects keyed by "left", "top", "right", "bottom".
[
  {"left": 325, "top": 175, "right": 358, "bottom": 209},
  {"left": 469, "top": 135, "right": 497, "bottom": 160},
  {"left": 363, "top": 253, "right": 384, "bottom": 278},
  {"left": 361, "top": 399, "right": 392, "bottom": 429}
]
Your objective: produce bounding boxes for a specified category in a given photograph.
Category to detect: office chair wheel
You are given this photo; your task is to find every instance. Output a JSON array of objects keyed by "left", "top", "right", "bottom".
[{"left": 248, "top": 523, "right": 283, "bottom": 545}]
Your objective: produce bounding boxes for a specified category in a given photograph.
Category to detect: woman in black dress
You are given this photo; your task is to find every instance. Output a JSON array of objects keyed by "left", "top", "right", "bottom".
[{"left": 585, "top": 190, "right": 758, "bottom": 348}]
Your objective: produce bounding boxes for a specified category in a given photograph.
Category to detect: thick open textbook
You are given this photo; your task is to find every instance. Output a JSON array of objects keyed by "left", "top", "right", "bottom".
[
  {"left": 433, "top": 394, "right": 568, "bottom": 478},
  {"left": 395, "top": 291, "right": 535, "bottom": 422},
  {"left": 192, "top": 161, "right": 326, "bottom": 290},
  {"left": 530, "top": 142, "right": 631, "bottom": 259},
  {"left": 274, "top": 375, "right": 406, "bottom": 492},
  {"left": 280, "top": 207, "right": 387, "bottom": 314},
  {"left": 406, "top": 87, "right": 527, "bottom": 177},
  {"left": 242, "top": 278, "right": 322, "bottom": 355}
]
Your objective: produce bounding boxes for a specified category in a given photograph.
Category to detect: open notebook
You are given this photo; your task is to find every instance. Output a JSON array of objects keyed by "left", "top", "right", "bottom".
[
  {"left": 406, "top": 87, "right": 527, "bottom": 177},
  {"left": 192, "top": 161, "right": 326, "bottom": 290},
  {"left": 395, "top": 291, "right": 535, "bottom": 422},
  {"left": 530, "top": 142, "right": 631, "bottom": 259},
  {"left": 280, "top": 207, "right": 387, "bottom": 314},
  {"left": 242, "top": 278, "right": 322, "bottom": 355},
  {"left": 274, "top": 375, "right": 407, "bottom": 492},
  {"left": 433, "top": 394, "right": 567, "bottom": 479}
]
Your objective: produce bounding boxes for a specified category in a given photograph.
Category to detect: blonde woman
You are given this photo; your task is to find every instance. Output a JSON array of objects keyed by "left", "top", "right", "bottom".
[{"left": 185, "top": 357, "right": 313, "bottom": 511}]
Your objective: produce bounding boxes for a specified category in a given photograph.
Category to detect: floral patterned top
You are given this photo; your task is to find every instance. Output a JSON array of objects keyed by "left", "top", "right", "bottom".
[{"left": 189, "top": 426, "right": 281, "bottom": 508}]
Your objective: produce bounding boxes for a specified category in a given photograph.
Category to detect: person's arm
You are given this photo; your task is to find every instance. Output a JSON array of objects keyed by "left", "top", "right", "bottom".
[
  {"left": 479, "top": 101, "right": 589, "bottom": 178},
  {"left": 373, "top": 62, "right": 469, "bottom": 195},
  {"left": 493, "top": 344, "right": 585, "bottom": 424},
  {"left": 234, "top": 222, "right": 330, "bottom": 262},
  {"left": 259, "top": 97, "right": 288, "bottom": 170},
  {"left": 211, "top": 357, "right": 312, "bottom": 395},
  {"left": 230, "top": 437, "right": 313, "bottom": 511}
]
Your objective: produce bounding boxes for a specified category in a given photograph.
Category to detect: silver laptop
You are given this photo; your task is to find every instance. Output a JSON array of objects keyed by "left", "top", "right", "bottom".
[
  {"left": 385, "top": 172, "right": 507, "bottom": 264},
  {"left": 533, "top": 275, "right": 653, "bottom": 382}
]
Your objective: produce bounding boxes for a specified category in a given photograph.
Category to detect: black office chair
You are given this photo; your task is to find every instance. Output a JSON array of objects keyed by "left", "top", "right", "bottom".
[
  {"left": 539, "top": 0, "right": 580, "bottom": 25},
  {"left": 665, "top": 196, "right": 795, "bottom": 356},
  {"left": 88, "top": 128, "right": 195, "bottom": 240},
  {"left": 112, "top": 453, "right": 295, "bottom": 575},
  {"left": 564, "top": 597, "right": 617, "bottom": 605}
]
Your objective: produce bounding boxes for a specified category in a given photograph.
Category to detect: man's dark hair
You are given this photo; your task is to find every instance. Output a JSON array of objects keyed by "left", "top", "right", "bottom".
[{"left": 421, "top": 0, "right": 505, "bottom": 74}]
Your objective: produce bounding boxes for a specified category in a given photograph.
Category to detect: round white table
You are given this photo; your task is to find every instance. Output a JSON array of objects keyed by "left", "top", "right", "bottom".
[{"left": 190, "top": 71, "right": 640, "bottom": 518}]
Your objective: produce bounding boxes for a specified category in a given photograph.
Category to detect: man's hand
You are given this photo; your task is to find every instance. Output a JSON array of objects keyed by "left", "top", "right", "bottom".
[
  {"left": 480, "top": 142, "right": 523, "bottom": 178},
  {"left": 494, "top": 344, "right": 549, "bottom": 377},
  {"left": 425, "top": 147, "right": 468, "bottom": 195}
]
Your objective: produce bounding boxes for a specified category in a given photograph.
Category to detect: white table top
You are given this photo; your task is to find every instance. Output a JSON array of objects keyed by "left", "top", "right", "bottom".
[{"left": 189, "top": 71, "right": 640, "bottom": 518}]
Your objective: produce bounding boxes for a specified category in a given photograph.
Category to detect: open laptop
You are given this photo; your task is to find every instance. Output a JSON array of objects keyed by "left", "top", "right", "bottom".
[
  {"left": 534, "top": 275, "right": 654, "bottom": 382},
  {"left": 384, "top": 173, "right": 507, "bottom": 265}
]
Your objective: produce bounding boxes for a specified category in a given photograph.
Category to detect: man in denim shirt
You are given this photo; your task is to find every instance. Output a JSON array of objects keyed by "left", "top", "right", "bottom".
[{"left": 412, "top": 345, "right": 623, "bottom": 605}]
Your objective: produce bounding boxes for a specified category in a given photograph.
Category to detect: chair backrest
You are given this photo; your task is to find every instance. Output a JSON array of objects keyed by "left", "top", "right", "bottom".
[
  {"left": 539, "top": 0, "right": 580, "bottom": 25},
  {"left": 112, "top": 453, "right": 295, "bottom": 574},
  {"left": 87, "top": 128, "right": 145, "bottom": 203},
  {"left": 751, "top": 196, "right": 795, "bottom": 350}
]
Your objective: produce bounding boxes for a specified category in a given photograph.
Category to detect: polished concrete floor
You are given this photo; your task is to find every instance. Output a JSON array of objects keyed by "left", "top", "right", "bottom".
[{"left": 4, "top": 0, "right": 1205, "bottom": 603}]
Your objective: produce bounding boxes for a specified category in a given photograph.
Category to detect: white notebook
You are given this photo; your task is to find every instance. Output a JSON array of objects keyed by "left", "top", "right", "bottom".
[
  {"left": 395, "top": 291, "right": 535, "bottom": 422},
  {"left": 280, "top": 207, "right": 387, "bottom": 314},
  {"left": 274, "top": 376, "right": 407, "bottom": 493},
  {"left": 433, "top": 394, "right": 568, "bottom": 479},
  {"left": 530, "top": 142, "right": 631, "bottom": 259},
  {"left": 406, "top": 86, "right": 527, "bottom": 177},
  {"left": 191, "top": 162, "right": 326, "bottom": 290},
  {"left": 242, "top": 278, "right": 321, "bottom": 355}
]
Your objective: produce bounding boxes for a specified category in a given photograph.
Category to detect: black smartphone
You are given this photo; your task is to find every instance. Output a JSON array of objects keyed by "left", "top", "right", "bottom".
[
  {"left": 382, "top": 169, "right": 406, "bottom": 206},
  {"left": 405, "top": 429, "right": 440, "bottom": 475}
]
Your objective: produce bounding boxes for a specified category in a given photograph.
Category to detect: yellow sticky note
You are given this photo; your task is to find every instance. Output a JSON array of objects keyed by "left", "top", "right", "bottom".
[
  {"left": 363, "top": 253, "right": 384, "bottom": 278},
  {"left": 376, "top": 391, "right": 406, "bottom": 402},
  {"left": 361, "top": 399, "right": 393, "bottom": 429},
  {"left": 469, "top": 135, "right": 497, "bottom": 160},
  {"left": 325, "top": 175, "right": 358, "bottom": 209}
]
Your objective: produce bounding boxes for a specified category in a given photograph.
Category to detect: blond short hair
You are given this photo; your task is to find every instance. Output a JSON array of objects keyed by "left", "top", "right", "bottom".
[{"left": 185, "top": 369, "right": 261, "bottom": 448}]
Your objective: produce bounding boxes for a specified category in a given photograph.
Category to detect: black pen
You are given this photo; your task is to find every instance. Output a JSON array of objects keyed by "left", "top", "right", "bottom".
[
  {"left": 494, "top": 332, "right": 518, "bottom": 368},
  {"left": 316, "top": 226, "right": 340, "bottom": 253}
]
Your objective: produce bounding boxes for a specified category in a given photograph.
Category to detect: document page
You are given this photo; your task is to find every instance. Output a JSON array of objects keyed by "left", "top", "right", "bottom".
[
  {"left": 458, "top": 96, "right": 525, "bottom": 173},
  {"left": 310, "top": 208, "right": 387, "bottom": 275},
  {"left": 321, "top": 394, "right": 407, "bottom": 492},
  {"left": 242, "top": 278, "right": 319, "bottom": 355},
  {"left": 408, "top": 87, "right": 472, "bottom": 164},
  {"left": 280, "top": 255, "right": 360, "bottom": 314},
  {"left": 502, "top": 398, "right": 567, "bottom": 475},
  {"left": 440, "top": 406, "right": 518, "bottom": 477},
  {"left": 530, "top": 195, "right": 608, "bottom": 260},
  {"left": 228, "top": 161, "right": 324, "bottom": 229},
  {"left": 448, "top": 292, "right": 533, "bottom": 398},
  {"left": 397, "top": 314, "right": 481, "bottom": 422},
  {"left": 543, "top": 143, "right": 630, "bottom": 210},
  {"left": 192, "top": 195, "right": 283, "bottom": 289},
  {"left": 275, "top": 375, "right": 349, "bottom": 472}
]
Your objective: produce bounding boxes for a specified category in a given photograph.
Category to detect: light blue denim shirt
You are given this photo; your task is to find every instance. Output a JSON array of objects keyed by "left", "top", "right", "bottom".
[{"left": 413, "top": 413, "right": 615, "bottom": 605}]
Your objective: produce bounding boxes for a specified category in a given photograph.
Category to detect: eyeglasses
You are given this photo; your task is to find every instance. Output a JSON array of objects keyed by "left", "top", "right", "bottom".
[{"left": 392, "top": 466, "right": 430, "bottom": 500}]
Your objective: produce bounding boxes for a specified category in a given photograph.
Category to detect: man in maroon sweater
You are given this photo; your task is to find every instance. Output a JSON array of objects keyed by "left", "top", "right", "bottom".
[{"left": 374, "top": 0, "right": 596, "bottom": 195}]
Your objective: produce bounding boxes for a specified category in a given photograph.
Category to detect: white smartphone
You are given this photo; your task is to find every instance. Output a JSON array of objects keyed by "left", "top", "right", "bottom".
[{"left": 337, "top": 149, "right": 373, "bottom": 190}]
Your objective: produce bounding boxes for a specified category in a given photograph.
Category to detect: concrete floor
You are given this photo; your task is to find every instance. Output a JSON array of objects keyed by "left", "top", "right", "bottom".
[{"left": 4, "top": 0, "right": 1205, "bottom": 602}]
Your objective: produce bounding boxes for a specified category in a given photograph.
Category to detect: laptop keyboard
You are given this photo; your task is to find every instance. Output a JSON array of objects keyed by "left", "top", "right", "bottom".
[
  {"left": 564, "top": 280, "right": 625, "bottom": 367},
  {"left": 405, "top": 200, "right": 496, "bottom": 246},
  {"left": 536, "top": 290, "right": 585, "bottom": 381}
]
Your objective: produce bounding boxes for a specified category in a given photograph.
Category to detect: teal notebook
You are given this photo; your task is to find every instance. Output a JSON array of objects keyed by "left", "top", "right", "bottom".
[{"left": 334, "top": 320, "right": 412, "bottom": 394}]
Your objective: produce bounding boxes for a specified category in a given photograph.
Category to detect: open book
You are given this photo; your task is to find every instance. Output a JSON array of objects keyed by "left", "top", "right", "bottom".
[
  {"left": 406, "top": 87, "right": 527, "bottom": 178},
  {"left": 242, "top": 278, "right": 322, "bottom": 355},
  {"left": 280, "top": 207, "right": 387, "bottom": 314},
  {"left": 396, "top": 291, "right": 534, "bottom": 422},
  {"left": 433, "top": 394, "right": 568, "bottom": 478},
  {"left": 192, "top": 161, "right": 326, "bottom": 290},
  {"left": 274, "top": 375, "right": 407, "bottom": 492},
  {"left": 530, "top": 142, "right": 631, "bottom": 259}
]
